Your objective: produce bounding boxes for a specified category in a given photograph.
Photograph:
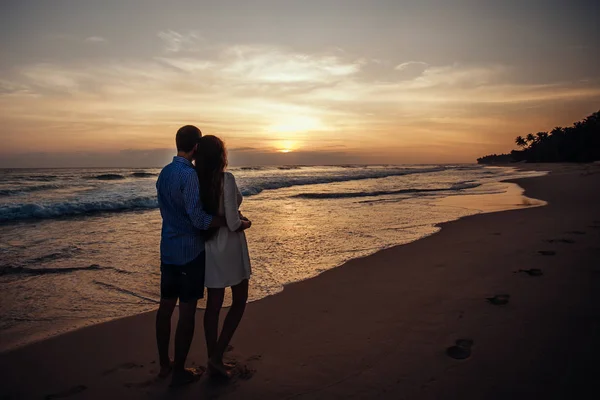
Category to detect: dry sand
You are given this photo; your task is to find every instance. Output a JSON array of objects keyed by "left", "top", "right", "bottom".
[{"left": 1, "top": 164, "right": 600, "bottom": 399}]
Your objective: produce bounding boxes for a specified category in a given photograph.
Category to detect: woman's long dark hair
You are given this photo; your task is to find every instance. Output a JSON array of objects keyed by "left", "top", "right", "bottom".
[{"left": 195, "top": 135, "right": 227, "bottom": 239}]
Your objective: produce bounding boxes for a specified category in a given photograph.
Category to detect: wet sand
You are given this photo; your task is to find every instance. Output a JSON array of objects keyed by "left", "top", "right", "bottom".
[{"left": 1, "top": 164, "right": 600, "bottom": 399}]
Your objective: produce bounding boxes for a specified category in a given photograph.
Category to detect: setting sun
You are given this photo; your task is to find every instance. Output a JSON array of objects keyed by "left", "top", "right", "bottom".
[{"left": 276, "top": 140, "right": 297, "bottom": 153}]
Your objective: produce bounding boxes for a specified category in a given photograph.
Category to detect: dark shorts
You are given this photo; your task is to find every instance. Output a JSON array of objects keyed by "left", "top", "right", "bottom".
[{"left": 160, "top": 252, "right": 205, "bottom": 302}]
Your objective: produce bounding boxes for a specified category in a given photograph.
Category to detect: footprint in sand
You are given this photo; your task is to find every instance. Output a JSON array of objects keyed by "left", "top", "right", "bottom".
[
  {"left": 486, "top": 294, "right": 510, "bottom": 305},
  {"left": 546, "top": 239, "right": 575, "bottom": 244},
  {"left": 538, "top": 250, "right": 556, "bottom": 256},
  {"left": 45, "top": 385, "right": 87, "bottom": 399},
  {"left": 516, "top": 268, "right": 544, "bottom": 276},
  {"left": 446, "top": 339, "right": 474, "bottom": 360}
]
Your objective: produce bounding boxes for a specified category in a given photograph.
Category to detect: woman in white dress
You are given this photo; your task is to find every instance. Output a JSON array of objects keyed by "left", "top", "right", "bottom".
[{"left": 195, "top": 135, "right": 252, "bottom": 377}]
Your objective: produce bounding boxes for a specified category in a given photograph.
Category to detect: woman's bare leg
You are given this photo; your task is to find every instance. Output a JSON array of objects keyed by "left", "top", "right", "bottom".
[
  {"left": 204, "top": 288, "right": 225, "bottom": 359},
  {"left": 210, "top": 280, "right": 249, "bottom": 369}
]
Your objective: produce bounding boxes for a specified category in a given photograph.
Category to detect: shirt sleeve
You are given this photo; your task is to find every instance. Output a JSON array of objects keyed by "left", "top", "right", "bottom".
[
  {"left": 182, "top": 170, "right": 213, "bottom": 230},
  {"left": 224, "top": 173, "right": 242, "bottom": 231}
]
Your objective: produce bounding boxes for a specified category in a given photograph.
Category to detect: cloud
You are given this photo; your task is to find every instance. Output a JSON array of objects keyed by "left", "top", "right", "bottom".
[
  {"left": 85, "top": 36, "right": 107, "bottom": 43},
  {"left": 228, "top": 147, "right": 257, "bottom": 152},
  {"left": 155, "top": 57, "right": 214, "bottom": 72},
  {"left": 392, "top": 60, "right": 430, "bottom": 81},
  {"left": 0, "top": 79, "right": 33, "bottom": 96},
  {"left": 19, "top": 63, "right": 82, "bottom": 92},
  {"left": 220, "top": 45, "right": 362, "bottom": 83},
  {"left": 1, "top": 37, "right": 599, "bottom": 164},
  {"left": 158, "top": 30, "right": 204, "bottom": 52},
  {"left": 394, "top": 61, "right": 428, "bottom": 71},
  {"left": 409, "top": 64, "right": 509, "bottom": 88}
]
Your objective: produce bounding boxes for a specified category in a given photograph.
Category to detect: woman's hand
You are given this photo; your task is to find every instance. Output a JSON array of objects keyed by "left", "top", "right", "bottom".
[{"left": 236, "top": 219, "right": 252, "bottom": 232}]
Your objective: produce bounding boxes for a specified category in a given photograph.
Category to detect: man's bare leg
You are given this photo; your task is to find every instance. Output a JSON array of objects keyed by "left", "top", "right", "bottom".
[
  {"left": 156, "top": 298, "right": 177, "bottom": 378},
  {"left": 171, "top": 300, "right": 200, "bottom": 386}
]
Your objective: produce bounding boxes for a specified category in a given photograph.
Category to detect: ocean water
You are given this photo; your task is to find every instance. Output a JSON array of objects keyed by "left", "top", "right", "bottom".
[{"left": 0, "top": 164, "right": 546, "bottom": 351}]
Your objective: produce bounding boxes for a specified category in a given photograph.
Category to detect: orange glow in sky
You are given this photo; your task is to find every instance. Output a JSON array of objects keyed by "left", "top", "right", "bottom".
[{"left": 0, "top": 1, "right": 599, "bottom": 167}]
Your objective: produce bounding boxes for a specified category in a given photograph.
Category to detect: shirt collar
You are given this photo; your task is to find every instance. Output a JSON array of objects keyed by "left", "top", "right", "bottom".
[{"left": 173, "top": 156, "right": 194, "bottom": 168}]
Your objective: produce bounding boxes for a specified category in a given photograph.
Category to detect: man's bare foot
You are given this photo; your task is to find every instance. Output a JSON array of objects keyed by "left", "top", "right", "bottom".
[
  {"left": 208, "top": 359, "right": 232, "bottom": 378},
  {"left": 158, "top": 360, "right": 174, "bottom": 379},
  {"left": 169, "top": 368, "right": 204, "bottom": 387}
]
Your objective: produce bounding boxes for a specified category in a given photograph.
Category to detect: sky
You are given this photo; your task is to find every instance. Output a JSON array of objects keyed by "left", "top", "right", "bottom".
[{"left": 0, "top": 0, "right": 599, "bottom": 167}]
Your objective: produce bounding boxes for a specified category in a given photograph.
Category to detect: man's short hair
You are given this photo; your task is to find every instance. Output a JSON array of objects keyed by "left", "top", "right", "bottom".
[{"left": 176, "top": 125, "right": 202, "bottom": 152}]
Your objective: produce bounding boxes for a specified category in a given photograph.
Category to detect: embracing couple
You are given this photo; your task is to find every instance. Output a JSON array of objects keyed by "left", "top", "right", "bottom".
[{"left": 155, "top": 125, "right": 252, "bottom": 387}]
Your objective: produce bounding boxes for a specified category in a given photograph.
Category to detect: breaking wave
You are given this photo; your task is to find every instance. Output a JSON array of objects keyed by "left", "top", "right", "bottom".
[
  {"left": 238, "top": 167, "right": 447, "bottom": 196},
  {"left": 0, "top": 184, "right": 63, "bottom": 197},
  {"left": 292, "top": 182, "right": 481, "bottom": 199},
  {"left": 0, "top": 166, "right": 487, "bottom": 222},
  {"left": 0, "top": 196, "right": 158, "bottom": 222}
]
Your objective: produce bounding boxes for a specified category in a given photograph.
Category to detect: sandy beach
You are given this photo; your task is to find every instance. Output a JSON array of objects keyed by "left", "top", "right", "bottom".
[{"left": 2, "top": 164, "right": 600, "bottom": 400}]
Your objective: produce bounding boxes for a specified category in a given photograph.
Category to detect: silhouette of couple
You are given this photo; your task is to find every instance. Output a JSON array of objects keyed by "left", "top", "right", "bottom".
[{"left": 155, "top": 125, "right": 252, "bottom": 387}]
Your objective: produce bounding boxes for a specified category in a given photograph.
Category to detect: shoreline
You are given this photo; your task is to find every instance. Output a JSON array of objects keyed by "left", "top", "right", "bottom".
[
  {"left": 2, "top": 163, "right": 600, "bottom": 399},
  {"left": 0, "top": 168, "right": 547, "bottom": 354}
]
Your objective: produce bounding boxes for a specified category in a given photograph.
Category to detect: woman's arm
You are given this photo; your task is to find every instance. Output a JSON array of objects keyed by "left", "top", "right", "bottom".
[{"left": 224, "top": 173, "right": 250, "bottom": 231}]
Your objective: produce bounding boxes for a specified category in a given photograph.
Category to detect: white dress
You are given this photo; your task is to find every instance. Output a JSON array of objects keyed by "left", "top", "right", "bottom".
[{"left": 204, "top": 172, "right": 251, "bottom": 288}]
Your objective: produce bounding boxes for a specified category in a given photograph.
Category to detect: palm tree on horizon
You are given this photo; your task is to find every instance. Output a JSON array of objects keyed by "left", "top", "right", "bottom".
[
  {"left": 526, "top": 133, "right": 536, "bottom": 143},
  {"left": 515, "top": 136, "right": 527, "bottom": 148},
  {"left": 497, "top": 109, "right": 600, "bottom": 164},
  {"left": 536, "top": 131, "right": 549, "bottom": 142}
]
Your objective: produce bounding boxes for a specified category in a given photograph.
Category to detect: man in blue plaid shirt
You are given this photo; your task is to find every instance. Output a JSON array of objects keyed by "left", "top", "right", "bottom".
[{"left": 155, "top": 125, "right": 228, "bottom": 386}]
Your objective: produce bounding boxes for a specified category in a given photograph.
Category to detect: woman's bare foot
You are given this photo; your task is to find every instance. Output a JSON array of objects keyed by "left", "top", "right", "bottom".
[
  {"left": 208, "top": 359, "right": 232, "bottom": 378},
  {"left": 208, "top": 360, "right": 235, "bottom": 369},
  {"left": 223, "top": 361, "right": 236, "bottom": 369},
  {"left": 169, "top": 368, "right": 204, "bottom": 387}
]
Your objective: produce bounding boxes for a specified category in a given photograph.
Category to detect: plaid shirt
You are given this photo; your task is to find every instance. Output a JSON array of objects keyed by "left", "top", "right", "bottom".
[{"left": 156, "top": 156, "right": 213, "bottom": 265}]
